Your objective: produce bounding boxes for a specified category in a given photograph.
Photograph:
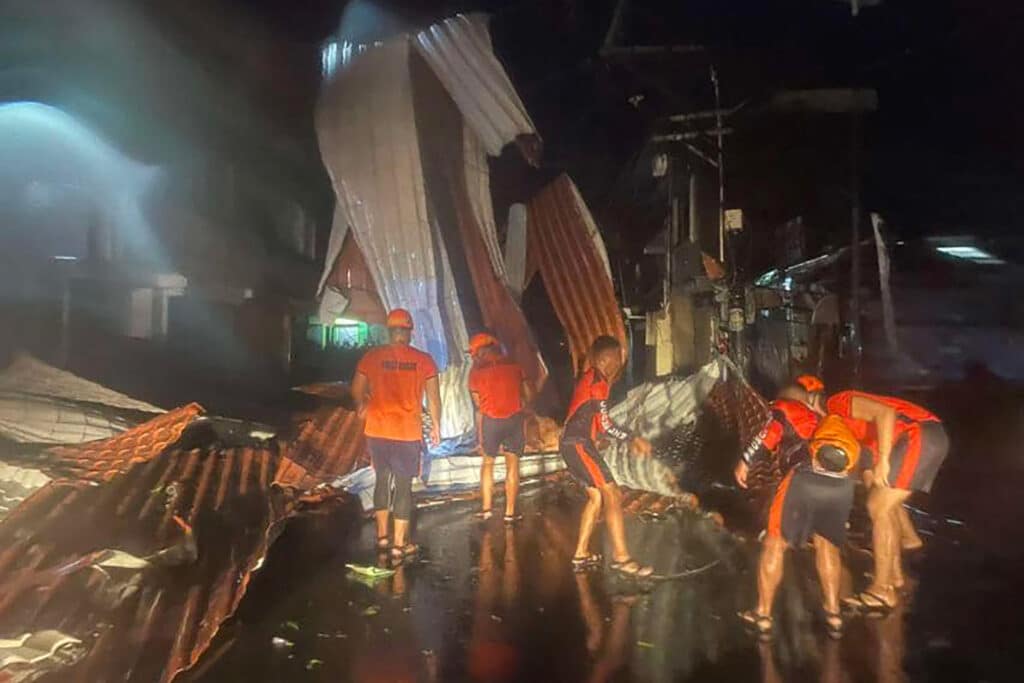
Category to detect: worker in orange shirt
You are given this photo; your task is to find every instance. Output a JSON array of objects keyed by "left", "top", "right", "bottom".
[
  {"left": 734, "top": 374, "right": 825, "bottom": 488},
  {"left": 561, "top": 335, "right": 653, "bottom": 577},
  {"left": 740, "top": 410, "right": 862, "bottom": 638},
  {"left": 827, "top": 389, "right": 949, "bottom": 611},
  {"left": 467, "top": 333, "right": 534, "bottom": 523},
  {"left": 351, "top": 309, "right": 442, "bottom": 560}
]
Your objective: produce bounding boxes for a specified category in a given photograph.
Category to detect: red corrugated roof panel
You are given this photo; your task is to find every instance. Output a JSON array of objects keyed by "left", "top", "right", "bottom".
[
  {"left": 277, "top": 405, "right": 367, "bottom": 489},
  {"left": 527, "top": 175, "right": 628, "bottom": 375},
  {"left": 0, "top": 445, "right": 292, "bottom": 683},
  {"left": 46, "top": 403, "right": 204, "bottom": 482}
]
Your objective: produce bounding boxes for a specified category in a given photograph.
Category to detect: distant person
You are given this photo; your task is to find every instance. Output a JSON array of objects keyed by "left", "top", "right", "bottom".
[
  {"left": 467, "top": 333, "right": 533, "bottom": 523},
  {"left": 351, "top": 308, "right": 442, "bottom": 560},
  {"left": 828, "top": 389, "right": 949, "bottom": 611},
  {"left": 740, "top": 411, "right": 861, "bottom": 637},
  {"left": 734, "top": 374, "right": 825, "bottom": 489},
  {"left": 561, "top": 335, "right": 653, "bottom": 577}
]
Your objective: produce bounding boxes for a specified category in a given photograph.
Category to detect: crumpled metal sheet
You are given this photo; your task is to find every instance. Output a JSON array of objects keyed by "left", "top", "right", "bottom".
[
  {"left": 0, "top": 394, "right": 136, "bottom": 446},
  {"left": 46, "top": 403, "right": 204, "bottom": 482},
  {"left": 0, "top": 445, "right": 292, "bottom": 683},
  {"left": 316, "top": 37, "right": 475, "bottom": 437},
  {"left": 598, "top": 358, "right": 772, "bottom": 498},
  {"left": 600, "top": 359, "right": 724, "bottom": 496},
  {"left": 527, "top": 175, "right": 626, "bottom": 374},
  {"left": 317, "top": 37, "right": 460, "bottom": 372},
  {"left": 414, "top": 14, "right": 540, "bottom": 162},
  {"left": 318, "top": 230, "right": 387, "bottom": 326},
  {"left": 276, "top": 405, "right": 367, "bottom": 490},
  {"left": 0, "top": 463, "right": 51, "bottom": 523},
  {"left": 0, "top": 354, "right": 163, "bottom": 415}
]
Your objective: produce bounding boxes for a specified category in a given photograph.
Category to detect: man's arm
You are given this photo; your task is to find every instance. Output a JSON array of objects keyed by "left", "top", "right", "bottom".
[
  {"left": 520, "top": 379, "right": 535, "bottom": 412},
  {"left": 350, "top": 372, "right": 368, "bottom": 419},
  {"left": 734, "top": 417, "right": 783, "bottom": 488},
  {"left": 850, "top": 395, "right": 897, "bottom": 486},
  {"left": 425, "top": 376, "right": 442, "bottom": 446}
]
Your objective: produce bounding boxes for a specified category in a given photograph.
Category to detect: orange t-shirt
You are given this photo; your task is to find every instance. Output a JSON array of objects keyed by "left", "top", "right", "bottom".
[
  {"left": 826, "top": 390, "right": 939, "bottom": 461},
  {"left": 355, "top": 344, "right": 438, "bottom": 442},
  {"left": 468, "top": 356, "right": 524, "bottom": 419}
]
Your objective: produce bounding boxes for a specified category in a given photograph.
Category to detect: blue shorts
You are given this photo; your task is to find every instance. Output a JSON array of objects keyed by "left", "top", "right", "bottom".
[{"left": 367, "top": 437, "right": 422, "bottom": 479}]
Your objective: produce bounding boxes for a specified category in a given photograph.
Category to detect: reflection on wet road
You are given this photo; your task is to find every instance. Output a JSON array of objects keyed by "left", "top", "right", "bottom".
[{"left": 190, "top": 470, "right": 1022, "bottom": 682}]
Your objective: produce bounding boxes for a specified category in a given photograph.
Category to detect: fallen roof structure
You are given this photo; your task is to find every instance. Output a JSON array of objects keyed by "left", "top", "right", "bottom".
[
  {"left": 315, "top": 13, "right": 628, "bottom": 441},
  {"left": 0, "top": 353, "right": 163, "bottom": 446}
]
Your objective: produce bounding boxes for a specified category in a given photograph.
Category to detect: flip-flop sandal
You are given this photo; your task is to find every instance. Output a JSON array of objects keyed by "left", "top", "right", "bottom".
[
  {"left": 738, "top": 610, "right": 773, "bottom": 636},
  {"left": 503, "top": 513, "right": 524, "bottom": 525},
  {"left": 609, "top": 558, "right": 654, "bottom": 579},
  {"left": 842, "top": 591, "right": 894, "bottom": 613},
  {"left": 571, "top": 553, "right": 602, "bottom": 572},
  {"left": 474, "top": 510, "right": 494, "bottom": 521},
  {"left": 824, "top": 612, "right": 844, "bottom": 638},
  {"left": 390, "top": 543, "right": 420, "bottom": 560}
]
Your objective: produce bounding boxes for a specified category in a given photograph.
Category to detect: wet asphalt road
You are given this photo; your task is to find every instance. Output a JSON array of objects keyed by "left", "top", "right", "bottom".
[
  {"left": 185, "top": 480, "right": 1021, "bottom": 682},
  {"left": 183, "top": 378, "right": 1024, "bottom": 683}
]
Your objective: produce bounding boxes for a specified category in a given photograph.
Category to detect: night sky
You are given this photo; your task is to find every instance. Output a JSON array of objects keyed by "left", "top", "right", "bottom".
[{"left": 227, "top": 0, "right": 1024, "bottom": 255}]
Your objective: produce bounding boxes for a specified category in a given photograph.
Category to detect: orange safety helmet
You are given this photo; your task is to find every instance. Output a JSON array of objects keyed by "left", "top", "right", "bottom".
[
  {"left": 795, "top": 374, "right": 825, "bottom": 394},
  {"left": 468, "top": 332, "right": 500, "bottom": 356},
  {"left": 809, "top": 414, "right": 860, "bottom": 475},
  {"left": 385, "top": 308, "right": 414, "bottom": 329}
]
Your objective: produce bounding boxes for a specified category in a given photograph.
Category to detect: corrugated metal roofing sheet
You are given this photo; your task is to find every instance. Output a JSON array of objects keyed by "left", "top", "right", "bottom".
[
  {"left": 276, "top": 405, "right": 367, "bottom": 490},
  {"left": 321, "top": 231, "right": 387, "bottom": 325},
  {"left": 414, "top": 14, "right": 540, "bottom": 163},
  {"left": 527, "top": 174, "right": 627, "bottom": 374},
  {"left": 46, "top": 403, "right": 204, "bottom": 482},
  {"left": 0, "top": 354, "right": 163, "bottom": 414},
  {"left": 0, "top": 445, "right": 292, "bottom": 683}
]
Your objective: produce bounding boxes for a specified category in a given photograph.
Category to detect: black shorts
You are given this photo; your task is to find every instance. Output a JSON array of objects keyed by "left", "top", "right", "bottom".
[
  {"left": 890, "top": 420, "right": 949, "bottom": 493},
  {"left": 366, "top": 437, "right": 422, "bottom": 479},
  {"left": 559, "top": 439, "right": 615, "bottom": 488},
  {"left": 480, "top": 413, "right": 525, "bottom": 457},
  {"left": 767, "top": 465, "right": 854, "bottom": 547}
]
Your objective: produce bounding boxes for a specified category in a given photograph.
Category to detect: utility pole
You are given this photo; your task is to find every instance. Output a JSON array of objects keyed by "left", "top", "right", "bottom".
[
  {"left": 710, "top": 65, "right": 725, "bottom": 265},
  {"left": 849, "top": 113, "right": 863, "bottom": 383}
]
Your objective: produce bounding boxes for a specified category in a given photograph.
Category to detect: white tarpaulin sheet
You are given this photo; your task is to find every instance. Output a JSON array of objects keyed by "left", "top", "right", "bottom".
[{"left": 414, "top": 14, "right": 538, "bottom": 159}]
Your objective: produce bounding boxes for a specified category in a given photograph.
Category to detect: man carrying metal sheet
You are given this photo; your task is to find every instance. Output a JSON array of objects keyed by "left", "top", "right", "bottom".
[
  {"left": 351, "top": 309, "right": 442, "bottom": 560},
  {"left": 734, "top": 374, "right": 826, "bottom": 489},
  {"left": 561, "top": 335, "right": 654, "bottom": 577},
  {"left": 467, "top": 333, "right": 533, "bottom": 524}
]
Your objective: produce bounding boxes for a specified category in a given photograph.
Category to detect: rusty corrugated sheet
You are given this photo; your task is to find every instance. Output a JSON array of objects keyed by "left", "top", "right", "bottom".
[
  {"left": 276, "top": 405, "right": 367, "bottom": 490},
  {"left": 46, "top": 404, "right": 204, "bottom": 482},
  {"left": 431, "top": 102, "right": 545, "bottom": 387},
  {"left": 322, "top": 232, "right": 387, "bottom": 325},
  {"left": 0, "top": 445, "right": 291, "bottom": 683},
  {"left": 527, "top": 174, "right": 627, "bottom": 374}
]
